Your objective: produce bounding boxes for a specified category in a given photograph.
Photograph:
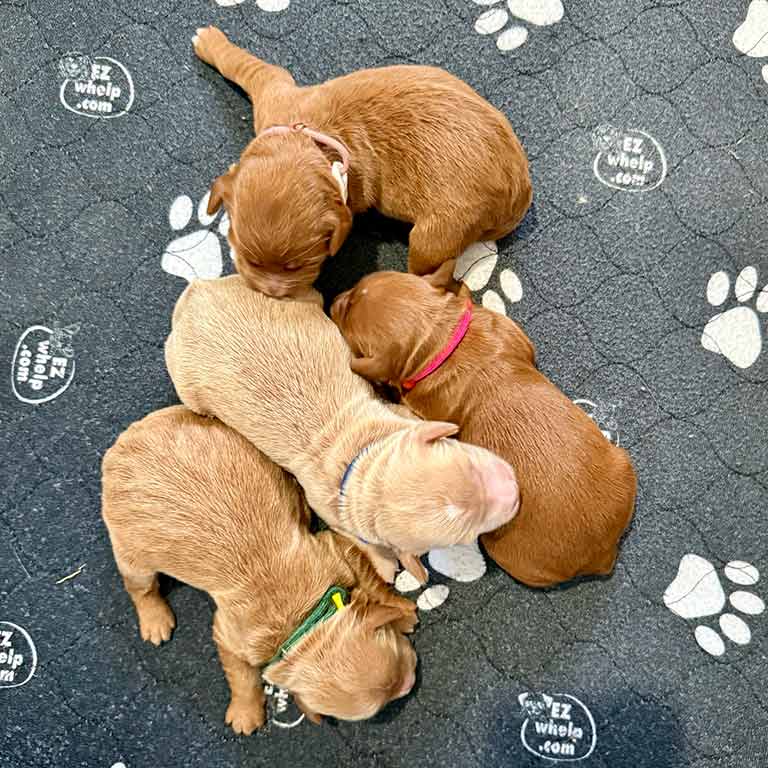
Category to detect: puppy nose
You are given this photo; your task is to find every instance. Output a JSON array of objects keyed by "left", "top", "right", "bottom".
[
  {"left": 330, "top": 292, "right": 349, "bottom": 324},
  {"left": 479, "top": 457, "right": 520, "bottom": 530},
  {"left": 397, "top": 670, "right": 416, "bottom": 698},
  {"left": 261, "top": 282, "right": 292, "bottom": 299}
]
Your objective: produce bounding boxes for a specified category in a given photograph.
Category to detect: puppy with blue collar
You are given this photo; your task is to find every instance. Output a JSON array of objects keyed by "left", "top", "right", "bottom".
[{"left": 165, "top": 275, "right": 520, "bottom": 585}]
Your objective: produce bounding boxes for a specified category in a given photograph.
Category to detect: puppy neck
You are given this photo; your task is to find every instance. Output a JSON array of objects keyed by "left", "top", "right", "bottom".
[
  {"left": 335, "top": 430, "right": 404, "bottom": 547},
  {"left": 396, "top": 295, "right": 473, "bottom": 393}
]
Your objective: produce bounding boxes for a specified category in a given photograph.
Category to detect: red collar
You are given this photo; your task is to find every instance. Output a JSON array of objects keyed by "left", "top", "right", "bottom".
[{"left": 402, "top": 300, "right": 472, "bottom": 391}]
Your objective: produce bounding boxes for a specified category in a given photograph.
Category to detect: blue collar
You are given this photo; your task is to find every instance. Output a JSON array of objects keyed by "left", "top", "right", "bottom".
[
  {"left": 338, "top": 445, "right": 372, "bottom": 545},
  {"left": 339, "top": 445, "right": 370, "bottom": 500}
]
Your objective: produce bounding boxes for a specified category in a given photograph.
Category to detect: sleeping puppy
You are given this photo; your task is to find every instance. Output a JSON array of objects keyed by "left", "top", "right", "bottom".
[
  {"left": 102, "top": 406, "right": 418, "bottom": 734},
  {"left": 164, "top": 275, "right": 520, "bottom": 585},
  {"left": 330, "top": 265, "right": 637, "bottom": 587},
  {"left": 191, "top": 26, "right": 531, "bottom": 297}
]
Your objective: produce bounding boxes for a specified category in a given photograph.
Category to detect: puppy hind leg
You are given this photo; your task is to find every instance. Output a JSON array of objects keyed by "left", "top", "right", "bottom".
[
  {"left": 114, "top": 550, "right": 176, "bottom": 646},
  {"left": 192, "top": 26, "right": 295, "bottom": 116},
  {"left": 408, "top": 215, "right": 474, "bottom": 277}
]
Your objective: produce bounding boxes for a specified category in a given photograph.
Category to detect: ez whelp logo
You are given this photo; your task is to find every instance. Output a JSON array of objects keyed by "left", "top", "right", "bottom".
[
  {"left": 263, "top": 683, "right": 305, "bottom": 729},
  {"left": 0, "top": 622, "right": 38, "bottom": 688},
  {"left": 58, "top": 52, "right": 134, "bottom": 119},
  {"left": 592, "top": 124, "right": 667, "bottom": 192},
  {"left": 519, "top": 692, "right": 596, "bottom": 761},
  {"left": 11, "top": 322, "right": 79, "bottom": 404}
]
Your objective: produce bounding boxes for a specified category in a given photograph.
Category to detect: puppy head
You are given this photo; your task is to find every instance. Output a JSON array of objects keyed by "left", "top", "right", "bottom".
[
  {"left": 262, "top": 596, "right": 417, "bottom": 723},
  {"left": 208, "top": 138, "right": 352, "bottom": 298},
  {"left": 330, "top": 268, "right": 460, "bottom": 384},
  {"left": 351, "top": 422, "right": 520, "bottom": 555}
]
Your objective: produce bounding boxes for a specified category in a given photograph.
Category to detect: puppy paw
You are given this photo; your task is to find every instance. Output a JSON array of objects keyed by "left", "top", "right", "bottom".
[
  {"left": 137, "top": 598, "right": 176, "bottom": 646},
  {"left": 192, "top": 26, "right": 228, "bottom": 66},
  {"left": 225, "top": 699, "right": 266, "bottom": 735},
  {"left": 394, "top": 609, "right": 419, "bottom": 634},
  {"left": 374, "top": 559, "right": 397, "bottom": 584}
]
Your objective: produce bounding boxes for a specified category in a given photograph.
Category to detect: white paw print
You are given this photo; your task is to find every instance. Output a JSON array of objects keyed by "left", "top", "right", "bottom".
[
  {"left": 214, "top": 0, "right": 289, "bottom": 10},
  {"left": 453, "top": 241, "right": 523, "bottom": 316},
  {"left": 395, "top": 541, "right": 487, "bottom": 612},
  {"left": 664, "top": 554, "right": 765, "bottom": 657},
  {"left": 472, "top": 0, "right": 564, "bottom": 52},
  {"left": 733, "top": 0, "right": 768, "bottom": 84},
  {"left": 162, "top": 193, "right": 229, "bottom": 283},
  {"left": 701, "top": 266, "right": 768, "bottom": 369}
]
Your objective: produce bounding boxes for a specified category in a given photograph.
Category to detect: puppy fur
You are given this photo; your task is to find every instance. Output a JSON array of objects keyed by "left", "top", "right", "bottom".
[
  {"left": 164, "top": 275, "right": 520, "bottom": 584},
  {"left": 330, "top": 266, "right": 637, "bottom": 587},
  {"left": 192, "top": 26, "right": 532, "bottom": 297},
  {"left": 101, "top": 405, "right": 418, "bottom": 734}
]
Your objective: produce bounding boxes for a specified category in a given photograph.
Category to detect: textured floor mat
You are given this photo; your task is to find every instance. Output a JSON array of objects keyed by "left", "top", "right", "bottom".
[{"left": 2, "top": 1, "right": 767, "bottom": 766}]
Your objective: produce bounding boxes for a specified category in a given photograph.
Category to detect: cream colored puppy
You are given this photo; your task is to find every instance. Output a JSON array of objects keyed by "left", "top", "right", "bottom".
[
  {"left": 165, "top": 275, "right": 519, "bottom": 583},
  {"left": 102, "top": 406, "right": 418, "bottom": 734}
]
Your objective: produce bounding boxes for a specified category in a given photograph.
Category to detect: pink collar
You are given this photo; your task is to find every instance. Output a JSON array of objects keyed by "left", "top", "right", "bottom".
[
  {"left": 402, "top": 300, "right": 473, "bottom": 391},
  {"left": 257, "top": 122, "right": 350, "bottom": 173}
]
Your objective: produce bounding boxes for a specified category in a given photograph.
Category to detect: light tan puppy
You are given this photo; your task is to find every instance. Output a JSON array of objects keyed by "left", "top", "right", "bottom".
[
  {"left": 191, "top": 26, "right": 532, "bottom": 297},
  {"left": 164, "top": 275, "right": 520, "bottom": 584},
  {"left": 102, "top": 406, "right": 418, "bottom": 734}
]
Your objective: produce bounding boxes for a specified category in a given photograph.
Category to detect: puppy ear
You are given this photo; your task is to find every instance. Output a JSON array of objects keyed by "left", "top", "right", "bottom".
[
  {"left": 329, "top": 204, "right": 353, "bottom": 257},
  {"left": 422, "top": 260, "right": 459, "bottom": 290},
  {"left": 398, "top": 554, "right": 428, "bottom": 585},
  {"left": 294, "top": 695, "right": 323, "bottom": 725},
  {"left": 363, "top": 603, "right": 410, "bottom": 631},
  {"left": 208, "top": 163, "right": 238, "bottom": 214},
  {"left": 351, "top": 355, "right": 390, "bottom": 383},
  {"left": 261, "top": 655, "right": 295, "bottom": 691},
  {"left": 414, "top": 421, "right": 460, "bottom": 443},
  {"left": 423, "top": 260, "right": 474, "bottom": 298}
]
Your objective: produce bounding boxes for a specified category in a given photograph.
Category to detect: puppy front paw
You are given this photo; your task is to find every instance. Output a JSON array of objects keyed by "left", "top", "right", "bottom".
[
  {"left": 394, "top": 609, "right": 419, "bottom": 634},
  {"left": 137, "top": 598, "right": 176, "bottom": 646},
  {"left": 192, "top": 25, "right": 229, "bottom": 67},
  {"left": 225, "top": 698, "right": 266, "bottom": 735}
]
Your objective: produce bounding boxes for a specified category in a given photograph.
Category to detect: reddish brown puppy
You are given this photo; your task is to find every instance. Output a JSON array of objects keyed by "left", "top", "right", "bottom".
[
  {"left": 192, "top": 26, "right": 531, "bottom": 298},
  {"left": 330, "top": 265, "right": 636, "bottom": 587}
]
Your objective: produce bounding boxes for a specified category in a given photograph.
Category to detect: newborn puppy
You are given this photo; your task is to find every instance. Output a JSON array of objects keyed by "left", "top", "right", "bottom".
[
  {"left": 330, "top": 266, "right": 637, "bottom": 587},
  {"left": 164, "top": 275, "right": 519, "bottom": 584},
  {"left": 192, "top": 26, "right": 531, "bottom": 297},
  {"left": 102, "top": 406, "right": 418, "bottom": 734}
]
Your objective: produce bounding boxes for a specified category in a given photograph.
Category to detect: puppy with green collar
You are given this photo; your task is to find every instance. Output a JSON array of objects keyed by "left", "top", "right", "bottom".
[{"left": 102, "top": 405, "right": 417, "bottom": 734}]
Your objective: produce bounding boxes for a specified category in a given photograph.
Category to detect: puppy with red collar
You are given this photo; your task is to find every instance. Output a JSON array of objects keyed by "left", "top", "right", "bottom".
[
  {"left": 330, "top": 264, "right": 637, "bottom": 587},
  {"left": 192, "top": 26, "right": 531, "bottom": 297}
]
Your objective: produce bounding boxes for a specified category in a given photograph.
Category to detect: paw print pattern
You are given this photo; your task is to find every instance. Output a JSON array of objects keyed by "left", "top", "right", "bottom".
[
  {"left": 732, "top": 0, "right": 768, "bottom": 84},
  {"left": 664, "top": 554, "right": 765, "bottom": 657},
  {"left": 162, "top": 193, "right": 229, "bottom": 283},
  {"left": 215, "top": 0, "right": 289, "bottom": 10},
  {"left": 395, "top": 541, "right": 487, "bottom": 612},
  {"left": 453, "top": 241, "right": 523, "bottom": 317},
  {"left": 472, "top": 0, "right": 564, "bottom": 52},
  {"left": 701, "top": 266, "right": 768, "bottom": 369}
]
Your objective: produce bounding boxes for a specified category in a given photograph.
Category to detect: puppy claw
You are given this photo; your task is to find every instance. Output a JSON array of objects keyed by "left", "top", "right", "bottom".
[
  {"left": 225, "top": 700, "right": 265, "bottom": 735},
  {"left": 137, "top": 600, "right": 176, "bottom": 646}
]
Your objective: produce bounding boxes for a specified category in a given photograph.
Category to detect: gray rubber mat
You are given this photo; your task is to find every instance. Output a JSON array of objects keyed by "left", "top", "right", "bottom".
[{"left": 2, "top": 1, "right": 767, "bottom": 766}]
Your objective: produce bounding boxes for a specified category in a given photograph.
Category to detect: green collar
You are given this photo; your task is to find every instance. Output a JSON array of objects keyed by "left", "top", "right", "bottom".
[{"left": 264, "top": 586, "right": 349, "bottom": 668}]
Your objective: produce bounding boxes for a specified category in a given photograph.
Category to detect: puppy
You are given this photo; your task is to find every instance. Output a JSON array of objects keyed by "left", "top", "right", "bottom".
[
  {"left": 191, "top": 26, "right": 532, "bottom": 297},
  {"left": 101, "top": 405, "right": 418, "bottom": 734},
  {"left": 164, "top": 275, "right": 520, "bottom": 584},
  {"left": 330, "top": 266, "right": 637, "bottom": 587}
]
